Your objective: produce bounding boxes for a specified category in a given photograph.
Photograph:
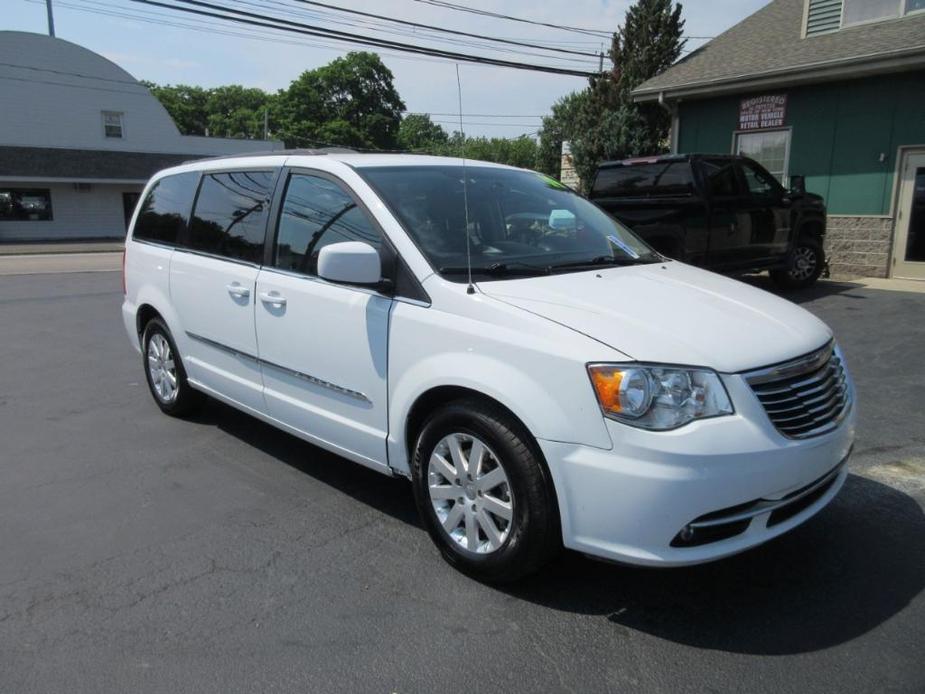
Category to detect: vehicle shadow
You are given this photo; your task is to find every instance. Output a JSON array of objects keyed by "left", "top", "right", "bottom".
[
  {"left": 188, "top": 402, "right": 924, "bottom": 656},
  {"left": 738, "top": 275, "right": 868, "bottom": 303},
  {"left": 188, "top": 399, "right": 421, "bottom": 528},
  {"left": 506, "top": 473, "right": 925, "bottom": 655}
]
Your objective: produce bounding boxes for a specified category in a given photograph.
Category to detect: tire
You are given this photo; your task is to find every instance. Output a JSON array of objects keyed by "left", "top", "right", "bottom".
[
  {"left": 411, "top": 399, "right": 560, "bottom": 583},
  {"left": 141, "top": 317, "right": 199, "bottom": 417},
  {"left": 771, "top": 237, "right": 825, "bottom": 290}
]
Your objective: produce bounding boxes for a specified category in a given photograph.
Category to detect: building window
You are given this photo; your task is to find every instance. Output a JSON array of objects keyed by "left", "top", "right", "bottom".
[
  {"left": 842, "top": 0, "right": 924, "bottom": 26},
  {"left": 0, "top": 189, "right": 53, "bottom": 221},
  {"left": 734, "top": 129, "right": 791, "bottom": 185},
  {"left": 102, "top": 111, "right": 124, "bottom": 138}
]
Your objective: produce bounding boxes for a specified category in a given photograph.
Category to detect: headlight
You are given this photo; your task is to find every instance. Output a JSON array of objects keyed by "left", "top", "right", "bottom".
[{"left": 588, "top": 363, "right": 733, "bottom": 430}]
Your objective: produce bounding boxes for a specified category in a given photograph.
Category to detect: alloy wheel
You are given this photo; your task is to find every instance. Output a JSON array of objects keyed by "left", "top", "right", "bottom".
[
  {"left": 147, "top": 333, "right": 178, "bottom": 403},
  {"left": 789, "top": 245, "right": 818, "bottom": 281},
  {"left": 427, "top": 432, "right": 514, "bottom": 554}
]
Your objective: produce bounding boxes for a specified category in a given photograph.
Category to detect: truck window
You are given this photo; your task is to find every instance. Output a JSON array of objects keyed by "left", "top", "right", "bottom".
[
  {"left": 592, "top": 162, "right": 694, "bottom": 198},
  {"left": 740, "top": 160, "right": 779, "bottom": 198},
  {"left": 701, "top": 159, "right": 741, "bottom": 198}
]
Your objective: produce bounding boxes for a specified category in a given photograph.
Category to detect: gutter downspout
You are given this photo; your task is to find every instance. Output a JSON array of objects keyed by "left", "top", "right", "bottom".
[{"left": 658, "top": 91, "right": 679, "bottom": 154}]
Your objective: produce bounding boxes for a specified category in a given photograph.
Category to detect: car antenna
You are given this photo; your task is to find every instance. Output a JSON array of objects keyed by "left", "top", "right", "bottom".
[{"left": 456, "top": 64, "right": 475, "bottom": 295}]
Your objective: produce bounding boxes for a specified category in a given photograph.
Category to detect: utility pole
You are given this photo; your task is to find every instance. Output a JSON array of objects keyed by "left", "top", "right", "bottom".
[
  {"left": 45, "top": 0, "right": 56, "bottom": 37},
  {"left": 263, "top": 107, "right": 269, "bottom": 141}
]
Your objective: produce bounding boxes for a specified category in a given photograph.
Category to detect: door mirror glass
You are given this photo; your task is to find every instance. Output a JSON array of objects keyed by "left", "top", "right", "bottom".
[
  {"left": 317, "top": 241, "right": 381, "bottom": 286},
  {"left": 790, "top": 175, "right": 806, "bottom": 196}
]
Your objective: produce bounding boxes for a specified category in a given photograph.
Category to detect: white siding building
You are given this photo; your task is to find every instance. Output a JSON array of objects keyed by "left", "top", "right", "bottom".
[{"left": 0, "top": 31, "right": 283, "bottom": 242}]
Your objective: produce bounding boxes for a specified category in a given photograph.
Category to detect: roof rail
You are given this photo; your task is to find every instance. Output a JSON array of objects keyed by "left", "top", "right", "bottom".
[{"left": 182, "top": 147, "right": 357, "bottom": 165}]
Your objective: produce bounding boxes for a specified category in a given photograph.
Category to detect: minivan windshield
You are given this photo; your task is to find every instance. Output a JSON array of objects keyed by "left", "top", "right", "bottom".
[{"left": 359, "top": 165, "right": 660, "bottom": 280}]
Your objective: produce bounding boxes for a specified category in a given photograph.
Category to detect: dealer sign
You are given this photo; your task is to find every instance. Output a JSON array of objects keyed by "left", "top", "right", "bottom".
[{"left": 739, "top": 94, "right": 787, "bottom": 130}]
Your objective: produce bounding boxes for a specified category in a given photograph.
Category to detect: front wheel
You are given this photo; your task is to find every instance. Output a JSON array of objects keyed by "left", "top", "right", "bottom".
[
  {"left": 771, "top": 238, "right": 825, "bottom": 289},
  {"left": 411, "top": 399, "right": 560, "bottom": 583}
]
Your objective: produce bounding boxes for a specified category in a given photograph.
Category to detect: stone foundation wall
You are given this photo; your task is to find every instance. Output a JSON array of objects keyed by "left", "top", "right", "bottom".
[{"left": 824, "top": 216, "right": 894, "bottom": 279}]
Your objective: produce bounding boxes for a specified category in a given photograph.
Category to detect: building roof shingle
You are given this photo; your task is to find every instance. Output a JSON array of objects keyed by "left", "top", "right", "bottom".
[
  {"left": 633, "top": 0, "right": 925, "bottom": 100},
  {"left": 0, "top": 146, "right": 203, "bottom": 182}
]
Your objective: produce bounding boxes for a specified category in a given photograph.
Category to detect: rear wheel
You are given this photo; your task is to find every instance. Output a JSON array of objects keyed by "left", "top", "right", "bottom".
[
  {"left": 771, "top": 237, "right": 825, "bottom": 289},
  {"left": 142, "top": 317, "right": 199, "bottom": 416},
  {"left": 411, "top": 399, "right": 560, "bottom": 583}
]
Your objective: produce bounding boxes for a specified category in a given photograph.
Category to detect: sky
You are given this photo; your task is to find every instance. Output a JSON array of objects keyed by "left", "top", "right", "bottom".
[{"left": 7, "top": 0, "right": 771, "bottom": 138}]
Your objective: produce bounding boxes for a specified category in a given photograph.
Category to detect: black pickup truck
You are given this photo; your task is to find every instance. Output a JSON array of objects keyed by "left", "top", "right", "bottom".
[{"left": 589, "top": 154, "right": 827, "bottom": 288}]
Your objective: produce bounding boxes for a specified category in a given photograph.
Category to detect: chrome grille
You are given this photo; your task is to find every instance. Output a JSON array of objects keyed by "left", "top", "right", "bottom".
[{"left": 745, "top": 341, "right": 852, "bottom": 439}]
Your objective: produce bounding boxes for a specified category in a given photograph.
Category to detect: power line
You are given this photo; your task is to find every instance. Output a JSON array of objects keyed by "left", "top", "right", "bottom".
[
  {"left": 232, "top": 0, "right": 603, "bottom": 65},
  {"left": 281, "top": 0, "right": 601, "bottom": 58},
  {"left": 410, "top": 1, "right": 715, "bottom": 41},
  {"left": 21, "top": 0, "right": 463, "bottom": 68},
  {"left": 128, "top": 0, "right": 600, "bottom": 77},
  {"left": 409, "top": 0, "right": 613, "bottom": 38}
]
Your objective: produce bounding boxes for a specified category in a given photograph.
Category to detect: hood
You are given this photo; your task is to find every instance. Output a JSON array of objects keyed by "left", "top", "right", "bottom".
[{"left": 478, "top": 261, "right": 832, "bottom": 373}]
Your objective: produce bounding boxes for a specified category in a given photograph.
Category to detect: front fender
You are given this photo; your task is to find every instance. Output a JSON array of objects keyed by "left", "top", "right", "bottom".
[{"left": 386, "top": 299, "right": 618, "bottom": 474}]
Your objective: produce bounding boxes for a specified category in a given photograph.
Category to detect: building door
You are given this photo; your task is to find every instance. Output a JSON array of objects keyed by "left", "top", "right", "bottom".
[{"left": 893, "top": 152, "right": 925, "bottom": 281}]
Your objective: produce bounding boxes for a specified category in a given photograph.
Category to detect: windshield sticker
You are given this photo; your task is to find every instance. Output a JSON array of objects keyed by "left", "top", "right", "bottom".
[
  {"left": 536, "top": 173, "right": 567, "bottom": 190},
  {"left": 607, "top": 234, "right": 641, "bottom": 259}
]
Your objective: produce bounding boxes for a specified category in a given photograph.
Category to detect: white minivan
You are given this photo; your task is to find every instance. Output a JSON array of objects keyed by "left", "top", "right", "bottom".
[{"left": 122, "top": 151, "right": 855, "bottom": 582}]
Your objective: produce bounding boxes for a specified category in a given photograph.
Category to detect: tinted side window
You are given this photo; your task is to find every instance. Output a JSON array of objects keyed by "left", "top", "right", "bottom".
[
  {"left": 188, "top": 171, "right": 274, "bottom": 263},
  {"left": 592, "top": 162, "right": 693, "bottom": 198},
  {"left": 740, "top": 161, "right": 778, "bottom": 198},
  {"left": 274, "top": 174, "right": 382, "bottom": 275},
  {"left": 702, "top": 160, "right": 741, "bottom": 198},
  {"left": 133, "top": 172, "right": 198, "bottom": 244}
]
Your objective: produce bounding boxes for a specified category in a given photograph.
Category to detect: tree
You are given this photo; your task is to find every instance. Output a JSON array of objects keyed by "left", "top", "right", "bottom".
[
  {"left": 276, "top": 52, "right": 405, "bottom": 149},
  {"left": 205, "top": 85, "right": 272, "bottom": 139},
  {"left": 143, "top": 82, "right": 209, "bottom": 136},
  {"left": 536, "top": 90, "right": 590, "bottom": 177},
  {"left": 397, "top": 114, "right": 449, "bottom": 151},
  {"left": 535, "top": 0, "right": 685, "bottom": 190}
]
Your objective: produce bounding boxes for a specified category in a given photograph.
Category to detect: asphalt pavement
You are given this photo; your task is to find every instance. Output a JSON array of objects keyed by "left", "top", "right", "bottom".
[{"left": 0, "top": 269, "right": 923, "bottom": 693}]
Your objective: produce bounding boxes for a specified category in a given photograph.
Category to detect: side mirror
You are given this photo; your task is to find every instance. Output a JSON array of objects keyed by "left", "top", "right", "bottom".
[
  {"left": 789, "top": 175, "right": 806, "bottom": 196},
  {"left": 317, "top": 241, "right": 381, "bottom": 286}
]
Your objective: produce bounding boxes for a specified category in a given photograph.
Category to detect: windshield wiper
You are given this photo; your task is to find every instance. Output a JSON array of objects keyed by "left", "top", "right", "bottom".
[
  {"left": 439, "top": 262, "right": 550, "bottom": 277},
  {"left": 548, "top": 255, "right": 657, "bottom": 271}
]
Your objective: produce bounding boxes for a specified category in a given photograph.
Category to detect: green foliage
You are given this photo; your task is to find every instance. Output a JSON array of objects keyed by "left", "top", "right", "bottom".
[
  {"left": 143, "top": 81, "right": 210, "bottom": 136},
  {"left": 146, "top": 52, "right": 538, "bottom": 168},
  {"left": 275, "top": 52, "right": 405, "bottom": 149},
  {"left": 397, "top": 113, "right": 449, "bottom": 151},
  {"left": 536, "top": 90, "right": 590, "bottom": 177},
  {"left": 443, "top": 134, "right": 538, "bottom": 169},
  {"left": 536, "top": 0, "right": 685, "bottom": 191}
]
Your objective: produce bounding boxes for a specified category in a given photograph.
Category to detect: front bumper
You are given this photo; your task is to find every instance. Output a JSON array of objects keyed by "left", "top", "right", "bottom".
[{"left": 538, "top": 372, "right": 856, "bottom": 566}]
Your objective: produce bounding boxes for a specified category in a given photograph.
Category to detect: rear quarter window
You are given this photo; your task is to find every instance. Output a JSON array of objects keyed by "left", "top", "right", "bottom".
[
  {"left": 592, "top": 161, "right": 694, "bottom": 198},
  {"left": 132, "top": 172, "right": 199, "bottom": 245}
]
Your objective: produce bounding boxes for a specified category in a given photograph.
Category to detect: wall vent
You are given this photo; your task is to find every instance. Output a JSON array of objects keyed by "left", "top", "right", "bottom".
[{"left": 805, "top": 0, "right": 842, "bottom": 36}]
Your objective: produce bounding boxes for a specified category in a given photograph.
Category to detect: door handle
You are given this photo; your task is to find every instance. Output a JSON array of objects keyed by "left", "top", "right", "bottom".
[
  {"left": 259, "top": 291, "right": 287, "bottom": 307},
  {"left": 226, "top": 283, "right": 250, "bottom": 298}
]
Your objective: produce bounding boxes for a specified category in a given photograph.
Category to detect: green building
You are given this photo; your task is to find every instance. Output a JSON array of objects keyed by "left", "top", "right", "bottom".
[{"left": 633, "top": 0, "right": 925, "bottom": 279}]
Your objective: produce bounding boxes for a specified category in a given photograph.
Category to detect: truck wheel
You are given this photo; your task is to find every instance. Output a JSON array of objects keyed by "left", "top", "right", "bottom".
[
  {"left": 411, "top": 399, "right": 561, "bottom": 583},
  {"left": 771, "top": 238, "right": 824, "bottom": 290}
]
